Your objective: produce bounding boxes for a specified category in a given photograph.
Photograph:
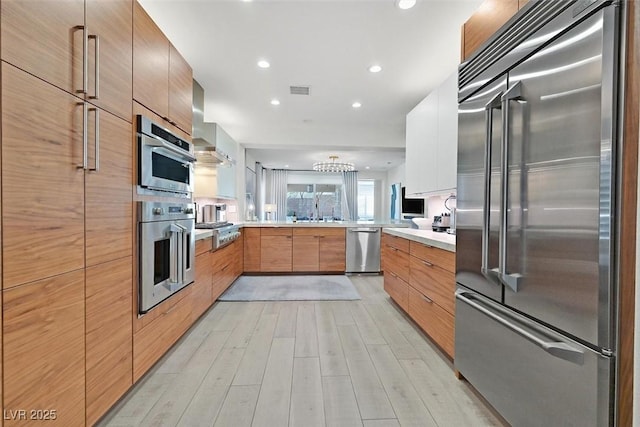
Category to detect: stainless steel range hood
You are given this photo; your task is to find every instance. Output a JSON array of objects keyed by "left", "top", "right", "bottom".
[{"left": 192, "top": 80, "right": 234, "bottom": 167}]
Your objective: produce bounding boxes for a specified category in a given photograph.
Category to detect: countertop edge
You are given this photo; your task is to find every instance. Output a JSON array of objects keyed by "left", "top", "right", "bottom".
[
  {"left": 239, "top": 221, "right": 409, "bottom": 228},
  {"left": 195, "top": 229, "right": 214, "bottom": 241},
  {"left": 383, "top": 228, "right": 456, "bottom": 253}
]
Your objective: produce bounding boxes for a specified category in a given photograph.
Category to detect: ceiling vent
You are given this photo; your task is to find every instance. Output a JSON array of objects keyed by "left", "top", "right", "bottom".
[{"left": 290, "top": 85, "right": 311, "bottom": 95}]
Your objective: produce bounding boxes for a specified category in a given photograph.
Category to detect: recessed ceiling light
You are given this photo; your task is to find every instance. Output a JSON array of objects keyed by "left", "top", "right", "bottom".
[
  {"left": 284, "top": 165, "right": 290, "bottom": 168},
  {"left": 368, "top": 64, "right": 382, "bottom": 73},
  {"left": 257, "top": 60, "right": 270, "bottom": 68},
  {"left": 365, "top": 166, "right": 371, "bottom": 169},
  {"left": 352, "top": 102, "right": 362, "bottom": 108},
  {"left": 271, "top": 99, "right": 280, "bottom": 106},
  {"left": 397, "top": 0, "right": 416, "bottom": 10}
]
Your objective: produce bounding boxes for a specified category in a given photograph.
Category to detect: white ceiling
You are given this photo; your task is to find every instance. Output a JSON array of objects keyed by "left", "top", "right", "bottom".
[{"left": 138, "top": 0, "right": 482, "bottom": 171}]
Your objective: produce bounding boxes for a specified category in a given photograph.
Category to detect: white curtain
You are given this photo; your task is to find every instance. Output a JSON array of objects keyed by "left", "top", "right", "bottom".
[
  {"left": 266, "top": 169, "right": 289, "bottom": 221},
  {"left": 342, "top": 171, "right": 358, "bottom": 221},
  {"left": 255, "top": 162, "right": 266, "bottom": 221}
]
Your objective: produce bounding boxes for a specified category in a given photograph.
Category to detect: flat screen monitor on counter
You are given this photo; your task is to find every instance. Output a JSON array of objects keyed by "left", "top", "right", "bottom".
[{"left": 401, "top": 187, "right": 424, "bottom": 216}]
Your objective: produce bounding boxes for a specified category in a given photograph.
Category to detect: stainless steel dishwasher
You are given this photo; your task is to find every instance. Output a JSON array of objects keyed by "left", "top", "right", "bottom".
[{"left": 346, "top": 227, "right": 381, "bottom": 273}]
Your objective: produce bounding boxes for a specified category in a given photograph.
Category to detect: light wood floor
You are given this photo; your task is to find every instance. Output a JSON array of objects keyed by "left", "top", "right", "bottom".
[{"left": 98, "top": 276, "right": 504, "bottom": 427}]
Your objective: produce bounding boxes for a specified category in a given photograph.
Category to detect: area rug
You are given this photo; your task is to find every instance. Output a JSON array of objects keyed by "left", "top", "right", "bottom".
[{"left": 218, "top": 275, "right": 361, "bottom": 301}]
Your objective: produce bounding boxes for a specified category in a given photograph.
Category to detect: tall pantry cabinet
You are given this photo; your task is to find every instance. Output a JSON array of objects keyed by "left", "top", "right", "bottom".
[{"left": 0, "top": 1, "right": 134, "bottom": 425}]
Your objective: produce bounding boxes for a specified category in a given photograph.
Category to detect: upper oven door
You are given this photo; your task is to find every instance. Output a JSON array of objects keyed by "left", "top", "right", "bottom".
[{"left": 139, "top": 133, "right": 195, "bottom": 195}]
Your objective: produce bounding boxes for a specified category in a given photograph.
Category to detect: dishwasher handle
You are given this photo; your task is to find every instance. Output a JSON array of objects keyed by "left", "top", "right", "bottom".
[{"left": 349, "top": 228, "right": 380, "bottom": 233}]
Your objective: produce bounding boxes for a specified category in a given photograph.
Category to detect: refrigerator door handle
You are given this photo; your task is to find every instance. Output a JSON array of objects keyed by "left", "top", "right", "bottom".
[
  {"left": 481, "top": 92, "right": 503, "bottom": 285},
  {"left": 456, "top": 290, "right": 585, "bottom": 365},
  {"left": 499, "top": 81, "right": 525, "bottom": 292}
]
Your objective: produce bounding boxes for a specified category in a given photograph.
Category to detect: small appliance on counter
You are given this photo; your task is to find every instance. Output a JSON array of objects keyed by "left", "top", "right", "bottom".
[{"left": 432, "top": 213, "right": 451, "bottom": 232}]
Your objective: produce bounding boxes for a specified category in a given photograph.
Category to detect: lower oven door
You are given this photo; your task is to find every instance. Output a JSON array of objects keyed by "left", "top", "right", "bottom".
[
  {"left": 140, "top": 218, "right": 195, "bottom": 313},
  {"left": 139, "top": 134, "right": 195, "bottom": 195}
]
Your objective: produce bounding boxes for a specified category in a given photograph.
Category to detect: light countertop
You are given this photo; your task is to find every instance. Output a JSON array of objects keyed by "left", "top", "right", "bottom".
[
  {"left": 195, "top": 229, "right": 214, "bottom": 240},
  {"left": 240, "top": 220, "right": 409, "bottom": 228},
  {"left": 383, "top": 228, "right": 456, "bottom": 253}
]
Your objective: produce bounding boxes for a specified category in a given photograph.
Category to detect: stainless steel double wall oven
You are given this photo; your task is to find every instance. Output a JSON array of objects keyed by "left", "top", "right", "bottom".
[{"left": 137, "top": 116, "right": 197, "bottom": 313}]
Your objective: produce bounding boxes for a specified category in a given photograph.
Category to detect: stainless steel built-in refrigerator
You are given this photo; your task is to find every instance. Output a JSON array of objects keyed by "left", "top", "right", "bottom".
[{"left": 455, "top": 1, "right": 623, "bottom": 425}]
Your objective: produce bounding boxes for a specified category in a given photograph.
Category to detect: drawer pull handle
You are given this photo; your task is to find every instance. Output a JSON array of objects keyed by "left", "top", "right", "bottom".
[
  {"left": 423, "top": 260, "right": 434, "bottom": 267},
  {"left": 421, "top": 295, "right": 433, "bottom": 304},
  {"left": 389, "top": 272, "right": 398, "bottom": 278}
]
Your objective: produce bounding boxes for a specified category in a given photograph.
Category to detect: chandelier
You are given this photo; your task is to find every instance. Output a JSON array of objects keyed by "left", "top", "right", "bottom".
[{"left": 313, "top": 155, "right": 355, "bottom": 172}]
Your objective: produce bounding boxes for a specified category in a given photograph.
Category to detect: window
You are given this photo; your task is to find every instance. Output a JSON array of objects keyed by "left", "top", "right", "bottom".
[
  {"left": 286, "top": 184, "right": 343, "bottom": 220},
  {"left": 357, "top": 180, "right": 375, "bottom": 220}
]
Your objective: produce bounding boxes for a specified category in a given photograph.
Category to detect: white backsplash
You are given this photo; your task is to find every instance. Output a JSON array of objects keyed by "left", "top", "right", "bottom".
[
  {"left": 425, "top": 192, "right": 456, "bottom": 220},
  {"left": 195, "top": 197, "right": 239, "bottom": 223}
]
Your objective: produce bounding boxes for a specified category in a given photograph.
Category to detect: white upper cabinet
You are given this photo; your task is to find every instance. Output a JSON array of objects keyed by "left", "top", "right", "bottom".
[
  {"left": 436, "top": 72, "right": 458, "bottom": 191},
  {"left": 405, "top": 71, "right": 458, "bottom": 196}
]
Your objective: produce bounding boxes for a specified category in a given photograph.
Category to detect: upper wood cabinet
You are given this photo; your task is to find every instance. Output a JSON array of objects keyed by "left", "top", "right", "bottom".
[
  {"left": 1, "top": 0, "right": 133, "bottom": 121},
  {"left": 134, "top": 1, "right": 193, "bottom": 134},
  {"left": 1, "top": 0, "right": 84, "bottom": 96},
  {"left": 2, "top": 63, "right": 85, "bottom": 289},
  {"left": 169, "top": 44, "right": 194, "bottom": 135},
  {"left": 3, "top": 271, "right": 85, "bottom": 427},
  {"left": 85, "top": 0, "right": 134, "bottom": 121},
  {"left": 461, "top": 0, "right": 519, "bottom": 61},
  {"left": 405, "top": 71, "right": 458, "bottom": 196},
  {"left": 133, "top": 1, "right": 169, "bottom": 120}
]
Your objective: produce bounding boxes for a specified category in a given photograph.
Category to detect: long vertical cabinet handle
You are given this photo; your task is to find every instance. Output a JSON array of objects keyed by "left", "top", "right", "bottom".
[
  {"left": 88, "top": 107, "right": 100, "bottom": 171},
  {"left": 499, "top": 81, "right": 524, "bottom": 292},
  {"left": 78, "top": 102, "right": 88, "bottom": 169},
  {"left": 481, "top": 92, "right": 503, "bottom": 285},
  {"left": 88, "top": 34, "right": 100, "bottom": 99},
  {"left": 83, "top": 26, "right": 89, "bottom": 94}
]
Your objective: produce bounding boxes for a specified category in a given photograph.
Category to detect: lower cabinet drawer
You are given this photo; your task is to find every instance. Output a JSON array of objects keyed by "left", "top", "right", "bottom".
[
  {"left": 383, "top": 244, "right": 410, "bottom": 283},
  {"left": 409, "top": 255, "right": 455, "bottom": 315},
  {"left": 384, "top": 272, "right": 409, "bottom": 312},
  {"left": 133, "top": 286, "right": 194, "bottom": 381},
  {"left": 408, "top": 286, "right": 454, "bottom": 358}
]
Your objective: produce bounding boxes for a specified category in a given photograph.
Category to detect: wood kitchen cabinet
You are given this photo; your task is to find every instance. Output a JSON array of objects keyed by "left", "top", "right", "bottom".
[
  {"left": 319, "top": 228, "right": 346, "bottom": 271},
  {"left": 1, "top": 0, "right": 133, "bottom": 121},
  {"left": 3, "top": 271, "right": 85, "bottom": 427},
  {"left": 85, "top": 257, "right": 133, "bottom": 426},
  {"left": 134, "top": 1, "right": 169, "bottom": 120},
  {"left": 134, "top": 1, "right": 193, "bottom": 134},
  {"left": 244, "top": 228, "right": 261, "bottom": 272},
  {"left": 382, "top": 233, "right": 456, "bottom": 358},
  {"left": 2, "top": 62, "right": 133, "bottom": 287},
  {"left": 169, "top": 44, "right": 193, "bottom": 134},
  {"left": 290, "top": 228, "right": 346, "bottom": 272},
  {"left": 260, "top": 228, "right": 293, "bottom": 272},
  {"left": 193, "top": 251, "right": 214, "bottom": 320},
  {"left": 85, "top": 108, "right": 133, "bottom": 267},
  {"left": 1, "top": 63, "right": 85, "bottom": 288},
  {"left": 293, "top": 229, "right": 320, "bottom": 271},
  {"left": 211, "top": 238, "right": 243, "bottom": 301},
  {"left": 461, "top": 0, "right": 519, "bottom": 61},
  {"left": 133, "top": 286, "right": 194, "bottom": 381}
]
